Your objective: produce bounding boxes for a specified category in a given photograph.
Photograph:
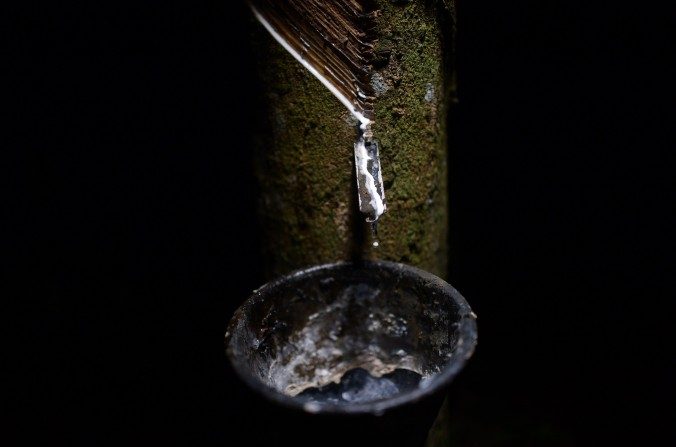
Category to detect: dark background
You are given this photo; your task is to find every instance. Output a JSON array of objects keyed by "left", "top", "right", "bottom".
[{"left": 12, "top": 1, "right": 672, "bottom": 445}]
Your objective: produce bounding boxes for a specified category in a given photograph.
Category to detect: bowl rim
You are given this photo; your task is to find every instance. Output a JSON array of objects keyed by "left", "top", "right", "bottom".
[{"left": 225, "top": 260, "right": 478, "bottom": 415}]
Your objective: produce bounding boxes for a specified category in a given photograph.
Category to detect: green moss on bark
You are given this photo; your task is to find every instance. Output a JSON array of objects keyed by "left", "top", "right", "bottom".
[{"left": 253, "top": 0, "right": 452, "bottom": 279}]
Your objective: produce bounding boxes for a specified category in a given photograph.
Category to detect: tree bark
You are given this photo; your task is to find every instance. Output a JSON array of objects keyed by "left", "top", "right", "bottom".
[{"left": 252, "top": 0, "right": 455, "bottom": 281}]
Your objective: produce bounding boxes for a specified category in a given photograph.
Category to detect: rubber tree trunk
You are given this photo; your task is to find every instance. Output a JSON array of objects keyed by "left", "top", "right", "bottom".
[
  {"left": 252, "top": 0, "right": 456, "bottom": 281},
  {"left": 252, "top": 3, "right": 456, "bottom": 444}
]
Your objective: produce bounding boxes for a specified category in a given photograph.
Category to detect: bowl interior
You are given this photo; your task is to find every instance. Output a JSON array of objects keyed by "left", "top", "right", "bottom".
[{"left": 226, "top": 261, "right": 476, "bottom": 412}]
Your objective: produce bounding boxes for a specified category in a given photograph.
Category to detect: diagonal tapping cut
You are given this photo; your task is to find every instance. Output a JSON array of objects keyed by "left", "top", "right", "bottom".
[{"left": 250, "top": 0, "right": 387, "bottom": 223}]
